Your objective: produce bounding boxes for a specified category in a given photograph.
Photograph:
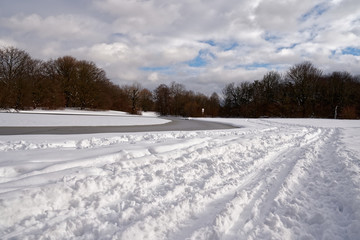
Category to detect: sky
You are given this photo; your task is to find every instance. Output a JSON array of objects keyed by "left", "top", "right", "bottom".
[{"left": 0, "top": 0, "right": 359, "bottom": 94}]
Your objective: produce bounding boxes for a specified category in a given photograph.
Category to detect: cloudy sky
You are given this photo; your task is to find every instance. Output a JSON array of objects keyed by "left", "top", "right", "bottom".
[{"left": 1, "top": 0, "right": 359, "bottom": 94}]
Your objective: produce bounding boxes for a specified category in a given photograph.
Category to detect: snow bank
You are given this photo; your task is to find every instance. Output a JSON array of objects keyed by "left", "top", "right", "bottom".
[
  {"left": 0, "top": 117, "right": 360, "bottom": 239},
  {"left": 0, "top": 109, "right": 169, "bottom": 127},
  {"left": 1, "top": 108, "right": 130, "bottom": 116}
]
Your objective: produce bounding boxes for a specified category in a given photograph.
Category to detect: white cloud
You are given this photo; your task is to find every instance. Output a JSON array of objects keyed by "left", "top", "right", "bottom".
[
  {"left": 2, "top": 14, "right": 106, "bottom": 41},
  {"left": 148, "top": 72, "right": 160, "bottom": 82},
  {"left": 87, "top": 42, "right": 131, "bottom": 63},
  {"left": 0, "top": 0, "right": 359, "bottom": 94},
  {"left": 0, "top": 38, "right": 17, "bottom": 48}
]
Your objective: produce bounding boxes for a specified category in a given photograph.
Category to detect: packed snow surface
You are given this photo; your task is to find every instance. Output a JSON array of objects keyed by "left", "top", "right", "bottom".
[
  {"left": 0, "top": 109, "right": 168, "bottom": 126},
  {"left": 0, "top": 115, "right": 360, "bottom": 239}
]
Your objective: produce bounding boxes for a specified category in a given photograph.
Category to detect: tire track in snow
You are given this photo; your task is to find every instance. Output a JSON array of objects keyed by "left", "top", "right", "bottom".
[
  {"left": 3, "top": 121, "right": 357, "bottom": 239},
  {"left": 178, "top": 125, "right": 329, "bottom": 239},
  {"left": 0, "top": 125, "right": 303, "bottom": 238},
  {"left": 218, "top": 128, "right": 332, "bottom": 239},
  {"left": 253, "top": 127, "right": 360, "bottom": 239},
  {"left": 115, "top": 124, "right": 323, "bottom": 239}
]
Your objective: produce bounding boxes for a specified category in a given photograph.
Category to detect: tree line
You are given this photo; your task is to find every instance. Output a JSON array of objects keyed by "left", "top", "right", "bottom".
[
  {"left": 222, "top": 62, "right": 360, "bottom": 119},
  {"left": 1, "top": 46, "right": 359, "bottom": 118}
]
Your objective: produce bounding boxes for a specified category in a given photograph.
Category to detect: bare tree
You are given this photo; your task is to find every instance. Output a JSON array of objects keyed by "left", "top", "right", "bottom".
[
  {"left": 262, "top": 71, "right": 281, "bottom": 103},
  {"left": 0, "top": 46, "right": 35, "bottom": 109},
  {"left": 124, "top": 83, "right": 142, "bottom": 114},
  {"left": 154, "top": 84, "right": 170, "bottom": 115},
  {"left": 260, "top": 71, "right": 282, "bottom": 116},
  {"left": 52, "top": 56, "right": 78, "bottom": 107},
  {"left": 222, "top": 83, "right": 239, "bottom": 116},
  {"left": 31, "top": 60, "right": 64, "bottom": 109},
  {"left": 75, "top": 60, "right": 109, "bottom": 109},
  {"left": 169, "top": 82, "right": 186, "bottom": 116},
  {"left": 208, "top": 92, "right": 220, "bottom": 117},
  {"left": 139, "top": 88, "right": 154, "bottom": 112},
  {"left": 286, "top": 61, "right": 322, "bottom": 117}
]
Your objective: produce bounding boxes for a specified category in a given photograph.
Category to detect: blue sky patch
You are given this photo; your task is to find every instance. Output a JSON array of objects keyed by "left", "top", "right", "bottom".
[
  {"left": 263, "top": 32, "right": 282, "bottom": 43},
  {"left": 139, "top": 66, "right": 174, "bottom": 75},
  {"left": 223, "top": 42, "right": 238, "bottom": 51},
  {"left": 200, "top": 40, "right": 238, "bottom": 51},
  {"left": 188, "top": 54, "right": 207, "bottom": 67},
  {"left": 201, "top": 40, "right": 216, "bottom": 46},
  {"left": 226, "top": 62, "right": 272, "bottom": 70},
  {"left": 300, "top": 3, "right": 329, "bottom": 22},
  {"left": 140, "top": 66, "right": 170, "bottom": 71},
  {"left": 276, "top": 43, "right": 298, "bottom": 52},
  {"left": 187, "top": 50, "right": 215, "bottom": 67},
  {"left": 342, "top": 47, "right": 360, "bottom": 56}
]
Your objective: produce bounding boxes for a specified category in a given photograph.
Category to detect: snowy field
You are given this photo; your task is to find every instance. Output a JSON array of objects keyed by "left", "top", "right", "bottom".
[
  {"left": 0, "top": 111, "right": 360, "bottom": 239},
  {"left": 0, "top": 110, "right": 169, "bottom": 127}
]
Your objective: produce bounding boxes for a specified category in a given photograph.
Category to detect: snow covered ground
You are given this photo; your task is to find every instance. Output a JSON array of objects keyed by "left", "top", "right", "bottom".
[
  {"left": 0, "top": 113, "right": 360, "bottom": 239},
  {"left": 0, "top": 109, "right": 168, "bottom": 127}
]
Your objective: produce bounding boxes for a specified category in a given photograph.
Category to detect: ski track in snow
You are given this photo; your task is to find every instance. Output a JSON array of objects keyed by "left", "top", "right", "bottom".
[{"left": 0, "top": 119, "right": 360, "bottom": 239}]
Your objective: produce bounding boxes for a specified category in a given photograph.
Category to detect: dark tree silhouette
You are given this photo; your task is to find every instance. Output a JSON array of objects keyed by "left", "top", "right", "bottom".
[
  {"left": 0, "top": 46, "right": 35, "bottom": 109},
  {"left": 286, "top": 61, "right": 322, "bottom": 117},
  {"left": 154, "top": 84, "right": 171, "bottom": 116},
  {"left": 1, "top": 46, "right": 359, "bottom": 118}
]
